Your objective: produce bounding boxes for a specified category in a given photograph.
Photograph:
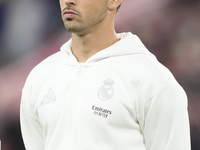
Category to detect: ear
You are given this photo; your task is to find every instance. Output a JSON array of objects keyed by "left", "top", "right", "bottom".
[{"left": 108, "top": 0, "right": 122, "bottom": 11}]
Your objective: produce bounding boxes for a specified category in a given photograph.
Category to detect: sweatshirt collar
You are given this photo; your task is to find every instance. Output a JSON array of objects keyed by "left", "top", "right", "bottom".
[{"left": 60, "top": 32, "right": 155, "bottom": 65}]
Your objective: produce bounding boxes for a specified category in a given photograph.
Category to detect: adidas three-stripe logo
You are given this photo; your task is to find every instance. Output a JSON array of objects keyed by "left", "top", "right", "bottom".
[{"left": 40, "top": 89, "right": 57, "bottom": 106}]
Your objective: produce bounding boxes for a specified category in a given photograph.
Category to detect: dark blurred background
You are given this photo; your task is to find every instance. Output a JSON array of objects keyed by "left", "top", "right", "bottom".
[{"left": 0, "top": 0, "right": 200, "bottom": 149}]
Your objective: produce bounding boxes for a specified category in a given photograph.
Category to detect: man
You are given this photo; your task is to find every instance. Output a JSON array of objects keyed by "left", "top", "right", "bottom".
[{"left": 20, "top": 0, "right": 191, "bottom": 150}]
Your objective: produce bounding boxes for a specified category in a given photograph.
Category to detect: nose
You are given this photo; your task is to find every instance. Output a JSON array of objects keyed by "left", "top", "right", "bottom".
[{"left": 64, "top": 0, "right": 76, "bottom": 6}]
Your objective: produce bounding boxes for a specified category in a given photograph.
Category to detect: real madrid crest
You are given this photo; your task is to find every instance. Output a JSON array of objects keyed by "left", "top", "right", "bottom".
[{"left": 98, "top": 79, "right": 114, "bottom": 101}]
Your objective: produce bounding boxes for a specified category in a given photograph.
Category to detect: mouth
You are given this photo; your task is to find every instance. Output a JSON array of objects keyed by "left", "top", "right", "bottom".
[{"left": 62, "top": 10, "right": 78, "bottom": 19}]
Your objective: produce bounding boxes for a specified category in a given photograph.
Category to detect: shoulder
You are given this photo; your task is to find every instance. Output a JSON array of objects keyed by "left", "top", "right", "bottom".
[
  {"left": 34, "top": 51, "right": 62, "bottom": 70},
  {"left": 118, "top": 52, "right": 178, "bottom": 87},
  {"left": 34, "top": 51, "right": 62, "bottom": 71},
  {"left": 25, "top": 51, "right": 63, "bottom": 85},
  {"left": 120, "top": 53, "right": 181, "bottom": 100},
  {"left": 129, "top": 53, "right": 178, "bottom": 85}
]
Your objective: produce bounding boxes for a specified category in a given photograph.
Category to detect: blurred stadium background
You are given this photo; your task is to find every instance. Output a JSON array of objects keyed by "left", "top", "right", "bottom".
[{"left": 0, "top": 0, "right": 200, "bottom": 149}]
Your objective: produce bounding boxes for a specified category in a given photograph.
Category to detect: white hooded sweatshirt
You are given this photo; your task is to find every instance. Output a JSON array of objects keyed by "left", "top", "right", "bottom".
[{"left": 20, "top": 32, "right": 191, "bottom": 150}]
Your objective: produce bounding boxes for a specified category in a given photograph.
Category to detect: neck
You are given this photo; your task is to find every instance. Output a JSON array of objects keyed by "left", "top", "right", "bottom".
[{"left": 71, "top": 25, "right": 120, "bottom": 62}]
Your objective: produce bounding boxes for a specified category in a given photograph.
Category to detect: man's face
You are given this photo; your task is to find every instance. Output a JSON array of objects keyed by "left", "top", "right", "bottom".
[{"left": 59, "top": 0, "right": 109, "bottom": 35}]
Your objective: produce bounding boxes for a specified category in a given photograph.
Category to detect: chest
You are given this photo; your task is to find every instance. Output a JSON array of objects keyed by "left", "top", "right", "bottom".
[{"left": 35, "top": 66, "right": 139, "bottom": 130}]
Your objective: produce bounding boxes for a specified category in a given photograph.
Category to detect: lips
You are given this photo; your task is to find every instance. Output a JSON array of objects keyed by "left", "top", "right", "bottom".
[{"left": 63, "top": 10, "right": 77, "bottom": 18}]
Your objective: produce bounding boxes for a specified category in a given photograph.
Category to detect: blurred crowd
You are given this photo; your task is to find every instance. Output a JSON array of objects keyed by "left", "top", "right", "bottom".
[
  {"left": 0, "top": 0, "right": 63, "bottom": 66},
  {"left": 0, "top": 0, "right": 200, "bottom": 149}
]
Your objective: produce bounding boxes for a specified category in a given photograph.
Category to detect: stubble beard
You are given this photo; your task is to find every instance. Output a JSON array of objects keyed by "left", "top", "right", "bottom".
[
  {"left": 64, "top": 19, "right": 87, "bottom": 36},
  {"left": 63, "top": 8, "right": 107, "bottom": 36}
]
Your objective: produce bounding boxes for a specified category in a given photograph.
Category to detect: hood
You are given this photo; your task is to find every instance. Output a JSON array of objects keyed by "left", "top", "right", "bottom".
[{"left": 60, "top": 32, "right": 156, "bottom": 66}]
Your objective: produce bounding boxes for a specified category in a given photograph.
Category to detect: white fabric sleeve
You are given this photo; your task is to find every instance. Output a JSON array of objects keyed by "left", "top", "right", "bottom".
[
  {"left": 142, "top": 85, "right": 191, "bottom": 150},
  {"left": 20, "top": 83, "right": 44, "bottom": 150}
]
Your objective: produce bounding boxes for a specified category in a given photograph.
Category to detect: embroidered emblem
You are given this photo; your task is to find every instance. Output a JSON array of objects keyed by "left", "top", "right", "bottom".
[{"left": 98, "top": 79, "right": 114, "bottom": 100}]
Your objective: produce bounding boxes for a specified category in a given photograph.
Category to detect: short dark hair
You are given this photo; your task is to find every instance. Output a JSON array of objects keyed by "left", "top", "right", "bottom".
[{"left": 117, "top": 4, "right": 121, "bottom": 12}]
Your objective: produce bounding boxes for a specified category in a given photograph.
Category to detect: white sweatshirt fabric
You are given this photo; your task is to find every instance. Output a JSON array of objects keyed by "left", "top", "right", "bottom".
[{"left": 20, "top": 32, "right": 191, "bottom": 150}]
